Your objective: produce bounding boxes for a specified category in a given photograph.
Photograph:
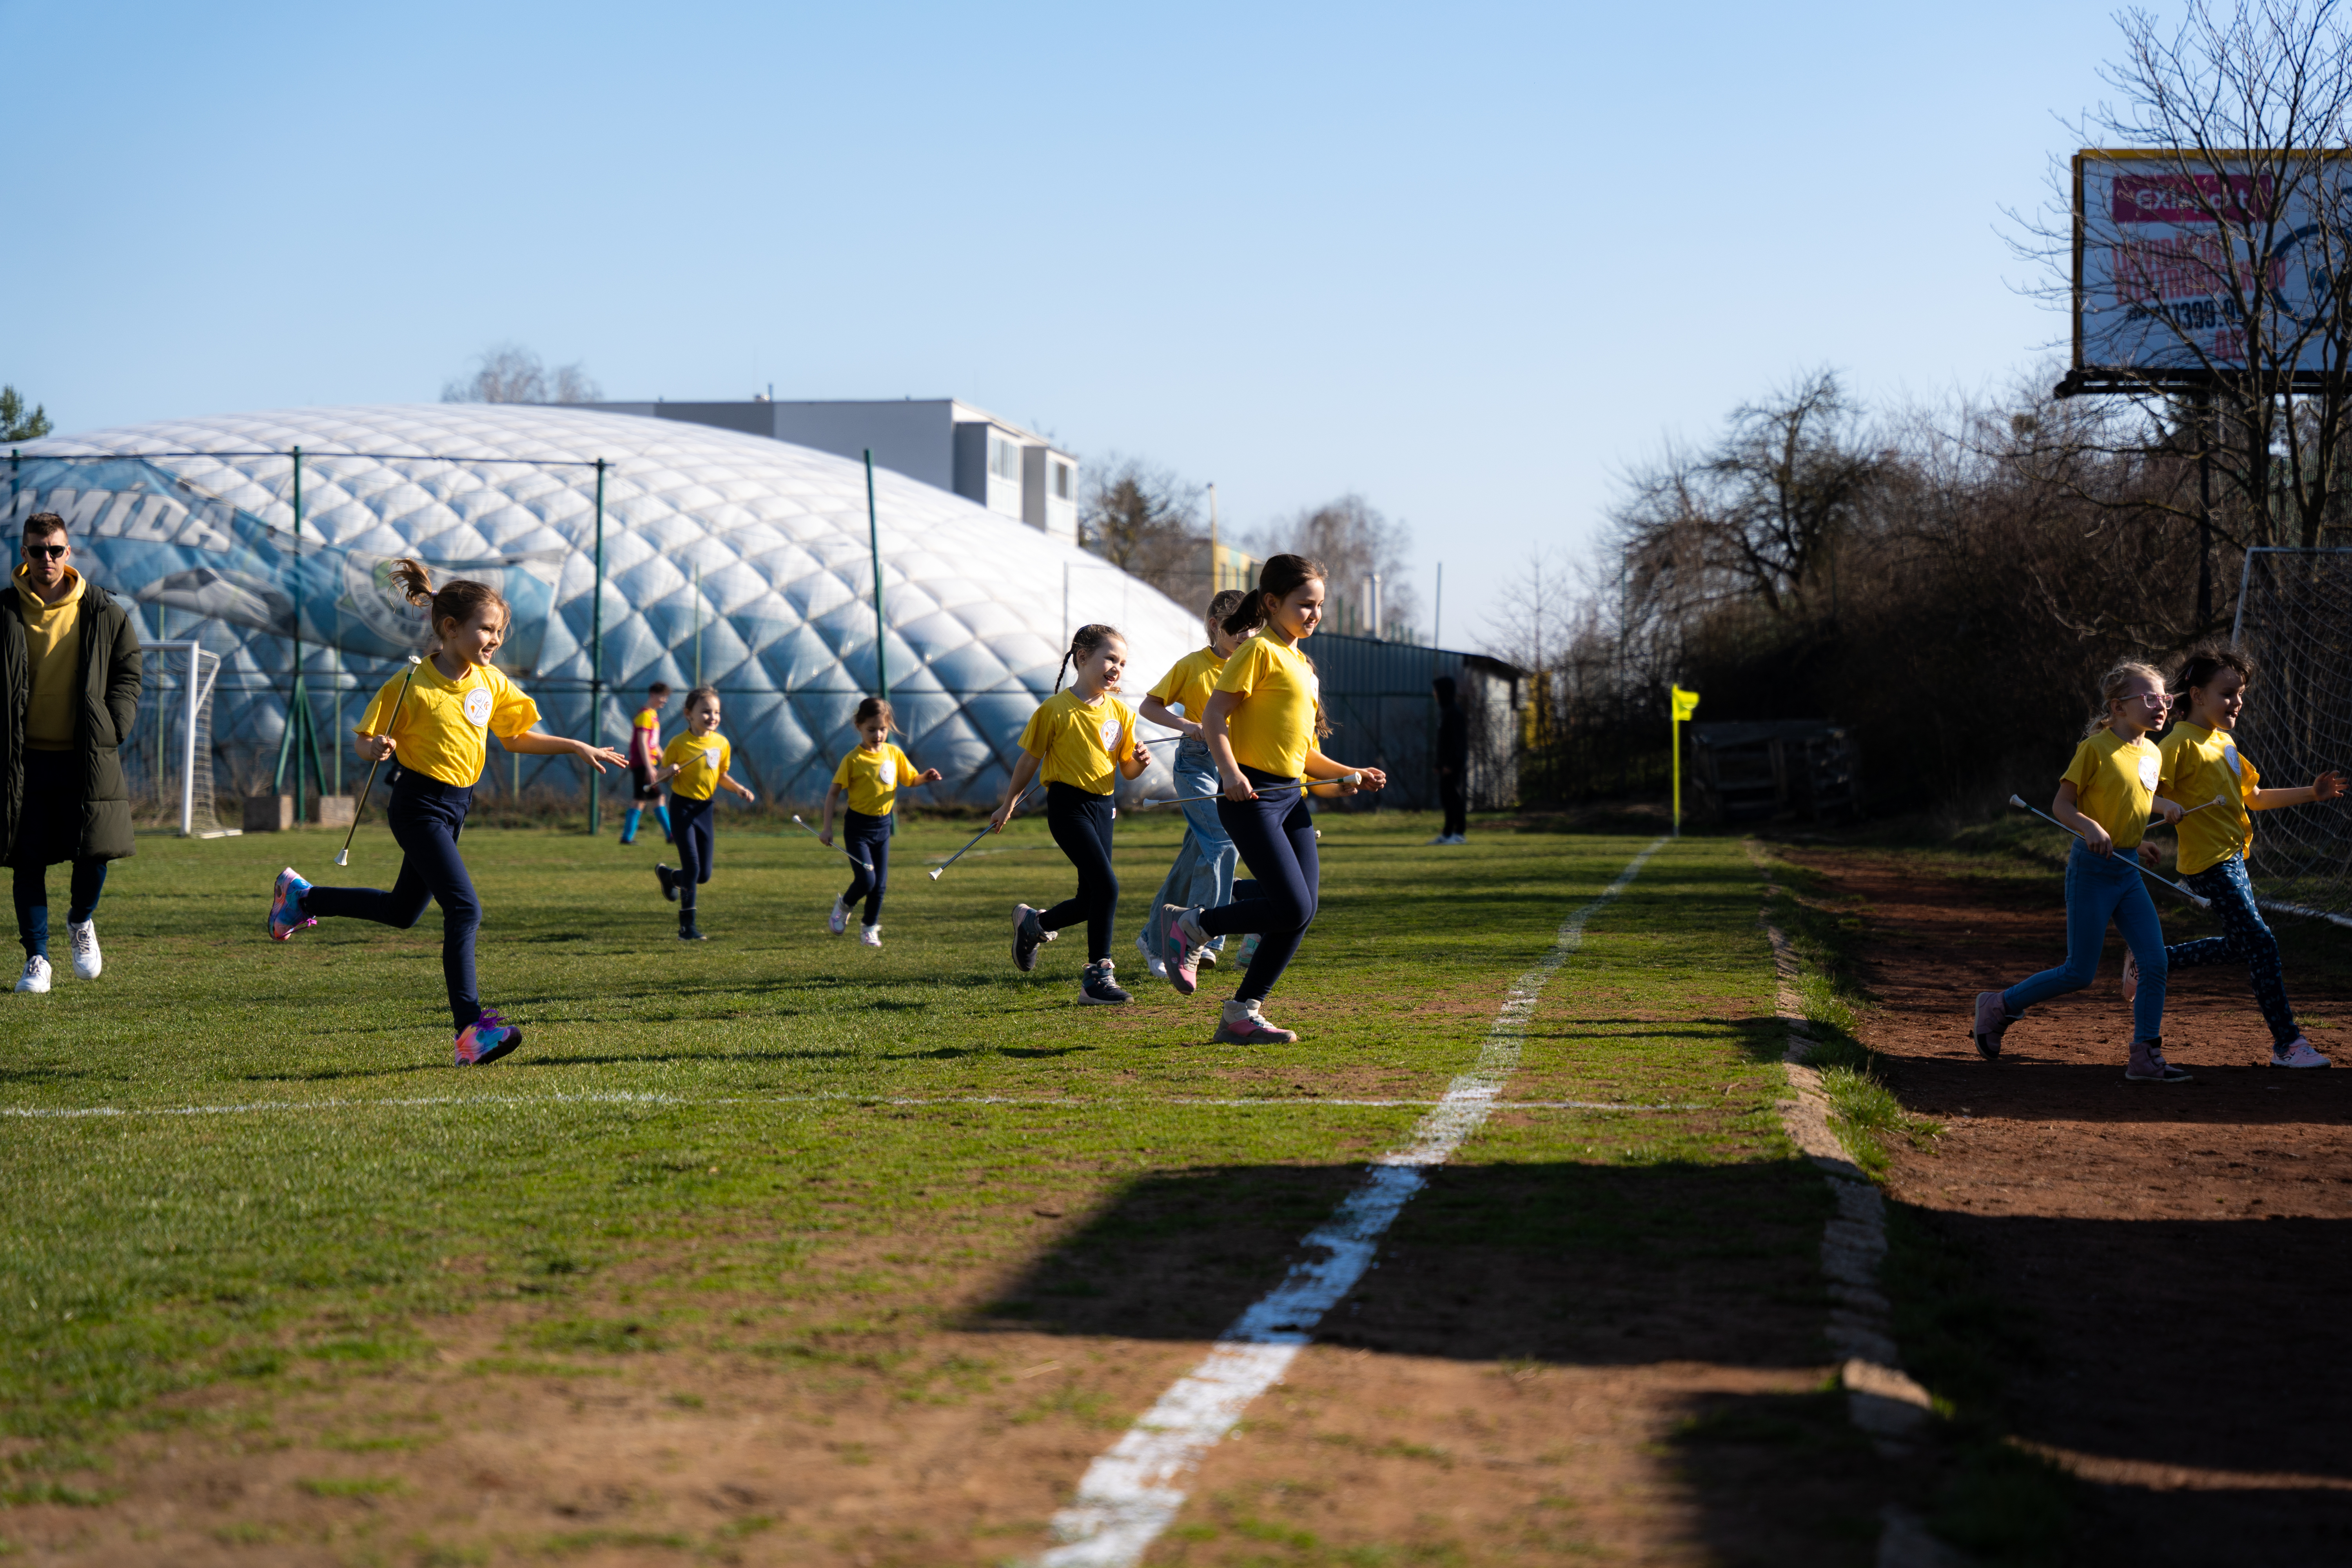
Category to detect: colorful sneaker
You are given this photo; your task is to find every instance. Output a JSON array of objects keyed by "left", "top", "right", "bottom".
[
  {"left": 454, "top": 1009, "right": 524, "bottom": 1065},
  {"left": 860, "top": 924, "right": 882, "bottom": 948},
  {"left": 1161, "top": 904, "right": 1209, "bottom": 995},
  {"left": 268, "top": 867, "right": 316, "bottom": 942},
  {"left": 67, "top": 920, "right": 102, "bottom": 980},
  {"left": 1971, "top": 991, "right": 2016, "bottom": 1061},
  {"left": 1079, "top": 960, "right": 1131, "bottom": 1005},
  {"left": 655, "top": 864, "right": 679, "bottom": 903},
  {"left": 2122, "top": 949, "right": 2139, "bottom": 1003},
  {"left": 14, "top": 955, "right": 52, "bottom": 995},
  {"left": 1213, "top": 1000, "right": 1298, "bottom": 1045},
  {"left": 829, "top": 897, "right": 851, "bottom": 935},
  {"left": 1013, "top": 904, "right": 1053, "bottom": 972},
  {"left": 2125, "top": 1037, "right": 2192, "bottom": 1083},
  {"left": 1237, "top": 933, "right": 1261, "bottom": 964},
  {"left": 2272, "top": 1036, "right": 2333, "bottom": 1069}
]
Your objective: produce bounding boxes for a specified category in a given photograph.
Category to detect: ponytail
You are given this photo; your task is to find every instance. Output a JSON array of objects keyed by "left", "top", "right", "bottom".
[
  {"left": 854, "top": 695, "right": 898, "bottom": 735},
  {"left": 2082, "top": 659, "right": 2166, "bottom": 739},
  {"left": 1054, "top": 623, "right": 1122, "bottom": 695},
  {"left": 2170, "top": 645, "right": 2255, "bottom": 712},
  {"left": 388, "top": 557, "right": 508, "bottom": 639},
  {"left": 1222, "top": 553, "right": 1326, "bottom": 639}
]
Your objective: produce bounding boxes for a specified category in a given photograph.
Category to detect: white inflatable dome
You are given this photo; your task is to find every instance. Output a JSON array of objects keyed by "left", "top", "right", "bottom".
[{"left": 15, "top": 404, "right": 1200, "bottom": 805}]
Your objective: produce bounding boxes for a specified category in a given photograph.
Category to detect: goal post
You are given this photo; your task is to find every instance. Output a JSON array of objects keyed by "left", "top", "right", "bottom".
[
  {"left": 2230, "top": 548, "right": 2352, "bottom": 929},
  {"left": 127, "top": 641, "right": 234, "bottom": 838}
]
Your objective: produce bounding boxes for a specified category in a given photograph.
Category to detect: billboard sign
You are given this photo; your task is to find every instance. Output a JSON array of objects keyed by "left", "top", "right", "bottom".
[{"left": 2073, "top": 149, "right": 2352, "bottom": 382}]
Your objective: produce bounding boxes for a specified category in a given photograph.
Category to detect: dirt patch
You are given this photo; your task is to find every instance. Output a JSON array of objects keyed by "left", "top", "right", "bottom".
[{"left": 1783, "top": 846, "right": 2352, "bottom": 1566}]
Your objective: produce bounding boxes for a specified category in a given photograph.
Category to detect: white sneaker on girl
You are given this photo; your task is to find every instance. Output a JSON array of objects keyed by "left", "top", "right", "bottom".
[
  {"left": 829, "top": 897, "right": 850, "bottom": 935},
  {"left": 860, "top": 924, "right": 882, "bottom": 948}
]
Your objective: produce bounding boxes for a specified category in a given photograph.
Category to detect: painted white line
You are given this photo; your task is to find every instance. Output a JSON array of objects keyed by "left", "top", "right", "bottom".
[
  {"left": 0, "top": 1093, "right": 1700, "bottom": 1121},
  {"left": 1036, "top": 835, "right": 1671, "bottom": 1568}
]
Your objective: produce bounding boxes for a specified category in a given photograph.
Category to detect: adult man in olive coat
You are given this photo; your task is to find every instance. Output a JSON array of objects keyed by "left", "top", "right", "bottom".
[{"left": 2, "top": 511, "right": 141, "bottom": 993}]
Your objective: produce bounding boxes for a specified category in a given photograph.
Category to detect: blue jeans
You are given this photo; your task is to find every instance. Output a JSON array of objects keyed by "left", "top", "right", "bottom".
[
  {"left": 302, "top": 772, "right": 483, "bottom": 1033},
  {"left": 2003, "top": 840, "right": 2167, "bottom": 1042},
  {"left": 1138, "top": 740, "right": 1238, "bottom": 955},
  {"left": 2170, "top": 853, "right": 2301, "bottom": 1048},
  {"left": 1199, "top": 769, "right": 1318, "bottom": 1005},
  {"left": 14, "top": 860, "right": 107, "bottom": 960}
]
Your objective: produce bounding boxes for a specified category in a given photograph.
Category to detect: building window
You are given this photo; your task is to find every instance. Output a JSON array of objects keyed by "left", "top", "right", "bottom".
[
  {"left": 989, "top": 434, "right": 1022, "bottom": 482},
  {"left": 1051, "top": 460, "right": 1073, "bottom": 500}
]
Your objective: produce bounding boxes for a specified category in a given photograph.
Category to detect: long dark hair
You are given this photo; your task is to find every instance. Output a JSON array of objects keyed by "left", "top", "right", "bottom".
[
  {"left": 1221, "top": 554, "right": 1326, "bottom": 639},
  {"left": 2171, "top": 646, "right": 2254, "bottom": 712},
  {"left": 1054, "top": 623, "right": 1124, "bottom": 695}
]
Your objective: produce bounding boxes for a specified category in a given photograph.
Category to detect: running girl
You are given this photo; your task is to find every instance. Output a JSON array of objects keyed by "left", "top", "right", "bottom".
[
  {"left": 2134, "top": 648, "right": 2347, "bottom": 1068},
  {"left": 1972, "top": 661, "right": 2187, "bottom": 1081},
  {"left": 268, "top": 561, "right": 628, "bottom": 1064},
  {"left": 1133, "top": 589, "right": 1250, "bottom": 979},
  {"left": 652, "top": 686, "right": 757, "bottom": 941},
  {"left": 992, "top": 624, "right": 1151, "bottom": 1004},
  {"left": 1161, "top": 555, "right": 1387, "bottom": 1045},
  {"left": 619, "top": 681, "right": 672, "bottom": 845},
  {"left": 818, "top": 696, "right": 942, "bottom": 947}
]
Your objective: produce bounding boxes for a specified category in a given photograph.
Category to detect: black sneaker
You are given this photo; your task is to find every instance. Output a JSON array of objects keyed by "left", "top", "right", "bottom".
[
  {"left": 1013, "top": 903, "right": 1054, "bottom": 972},
  {"left": 1079, "top": 960, "right": 1132, "bottom": 1005},
  {"left": 656, "top": 864, "right": 679, "bottom": 903},
  {"left": 679, "top": 922, "right": 707, "bottom": 942}
]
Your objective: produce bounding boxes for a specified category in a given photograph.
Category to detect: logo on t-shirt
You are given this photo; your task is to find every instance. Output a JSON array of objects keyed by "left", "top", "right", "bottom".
[
  {"left": 877, "top": 756, "right": 897, "bottom": 788},
  {"left": 2138, "top": 752, "right": 2160, "bottom": 790},
  {"left": 463, "top": 686, "right": 494, "bottom": 728},
  {"left": 2223, "top": 741, "right": 2243, "bottom": 778},
  {"left": 1098, "top": 715, "right": 1123, "bottom": 752}
]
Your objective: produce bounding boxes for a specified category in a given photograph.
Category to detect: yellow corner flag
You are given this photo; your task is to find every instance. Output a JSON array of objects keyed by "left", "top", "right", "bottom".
[{"left": 1671, "top": 685, "right": 1700, "bottom": 721}]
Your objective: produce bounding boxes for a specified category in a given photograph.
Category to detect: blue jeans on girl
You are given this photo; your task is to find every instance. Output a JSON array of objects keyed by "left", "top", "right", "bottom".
[
  {"left": 1139, "top": 739, "right": 1237, "bottom": 957},
  {"left": 2170, "top": 852, "right": 2301, "bottom": 1049},
  {"left": 302, "top": 772, "right": 482, "bottom": 1033},
  {"left": 2003, "top": 839, "right": 2168, "bottom": 1042}
]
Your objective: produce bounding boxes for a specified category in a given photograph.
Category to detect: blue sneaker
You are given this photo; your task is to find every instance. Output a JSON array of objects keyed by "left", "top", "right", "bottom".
[
  {"left": 269, "top": 867, "right": 316, "bottom": 942},
  {"left": 454, "top": 1009, "right": 524, "bottom": 1065}
]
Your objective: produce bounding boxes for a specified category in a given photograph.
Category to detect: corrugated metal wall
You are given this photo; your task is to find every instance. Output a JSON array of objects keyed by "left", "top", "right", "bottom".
[{"left": 1307, "top": 633, "right": 1521, "bottom": 811}]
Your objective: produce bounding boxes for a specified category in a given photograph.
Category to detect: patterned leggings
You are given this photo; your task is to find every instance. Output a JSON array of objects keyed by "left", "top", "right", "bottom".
[{"left": 2169, "top": 853, "right": 2301, "bottom": 1049}]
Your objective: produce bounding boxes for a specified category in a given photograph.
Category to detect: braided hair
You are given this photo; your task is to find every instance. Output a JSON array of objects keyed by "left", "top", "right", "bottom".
[{"left": 1054, "top": 623, "right": 1124, "bottom": 695}]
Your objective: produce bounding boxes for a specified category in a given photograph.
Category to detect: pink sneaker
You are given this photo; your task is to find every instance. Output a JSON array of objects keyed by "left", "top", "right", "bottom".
[
  {"left": 1161, "top": 904, "right": 1209, "bottom": 995},
  {"left": 268, "top": 868, "right": 316, "bottom": 942},
  {"left": 2272, "top": 1036, "right": 2333, "bottom": 1069},
  {"left": 1212, "top": 1002, "right": 1299, "bottom": 1045},
  {"left": 2125, "top": 1037, "right": 2191, "bottom": 1083},
  {"left": 1971, "top": 991, "right": 2016, "bottom": 1061},
  {"left": 2122, "top": 950, "right": 2139, "bottom": 1002},
  {"left": 454, "top": 1009, "right": 525, "bottom": 1066}
]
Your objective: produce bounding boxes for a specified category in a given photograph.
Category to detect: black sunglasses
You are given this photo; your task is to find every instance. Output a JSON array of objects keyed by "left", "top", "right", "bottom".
[{"left": 24, "top": 544, "right": 67, "bottom": 561}]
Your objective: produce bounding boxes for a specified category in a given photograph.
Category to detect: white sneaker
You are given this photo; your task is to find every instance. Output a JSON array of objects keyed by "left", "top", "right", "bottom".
[
  {"left": 15, "top": 955, "right": 52, "bottom": 994},
  {"left": 860, "top": 924, "right": 882, "bottom": 948},
  {"left": 68, "top": 920, "right": 101, "bottom": 980},
  {"left": 1134, "top": 930, "right": 1168, "bottom": 980},
  {"left": 829, "top": 897, "right": 850, "bottom": 936}
]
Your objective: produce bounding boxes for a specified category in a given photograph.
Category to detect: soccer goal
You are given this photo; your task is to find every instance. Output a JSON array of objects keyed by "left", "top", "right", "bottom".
[
  {"left": 2231, "top": 548, "right": 2352, "bottom": 929},
  {"left": 126, "top": 641, "right": 235, "bottom": 837}
]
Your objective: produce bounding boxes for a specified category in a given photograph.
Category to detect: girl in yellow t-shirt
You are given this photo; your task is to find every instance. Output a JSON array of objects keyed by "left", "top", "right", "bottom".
[
  {"left": 650, "top": 686, "right": 757, "bottom": 942},
  {"left": 991, "top": 623, "right": 1152, "bottom": 1004},
  {"left": 818, "top": 696, "right": 942, "bottom": 946},
  {"left": 1132, "top": 588, "right": 1252, "bottom": 977},
  {"left": 2143, "top": 648, "right": 2348, "bottom": 1069},
  {"left": 266, "top": 560, "right": 628, "bottom": 1066},
  {"left": 1972, "top": 660, "right": 2187, "bottom": 1081},
  {"left": 1160, "top": 555, "right": 1388, "bottom": 1045}
]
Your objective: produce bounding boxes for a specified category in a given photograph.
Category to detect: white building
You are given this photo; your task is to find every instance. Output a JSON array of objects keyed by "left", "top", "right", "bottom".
[{"left": 587, "top": 399, "right": 1080, "bottom": 545}]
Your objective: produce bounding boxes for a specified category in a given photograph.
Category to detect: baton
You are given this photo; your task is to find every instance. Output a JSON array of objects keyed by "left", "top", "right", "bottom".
[
  {"left": 333, "top": 655, "right": 424, "bottom": 868},
  {"left": 2006, "top": 794, "right": 2210, "bottom": 909},
  {"left": 1137, "top": 773, "right": 1358, "bottom": 808},
  {"left": 930, "top": 786, "right": 1038, "bottom": 880}
]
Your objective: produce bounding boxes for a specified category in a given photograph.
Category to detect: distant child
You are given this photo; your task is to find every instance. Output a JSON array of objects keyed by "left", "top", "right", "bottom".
[
  {"left": 1160, "top": 554, "right": 1388, "bottom": 1045},
  {"left": 2137, "top": 648, "right": 2348, "bottom": 1068},
  {"left": 620, "top": 682, "right": 673, "bottom": 846},
  {"left": 269, "top": 560, "right": 628, "bottom": 1064},
  {"left": 818, "top": 696, "right": 942, "bottom": 947},
  {"left": 1973, "top": 661, "right": 2188, "bottom": 1081},
  {"left": 652, "top": 686, "right": 757, "bottom": 941},
  {"left": 993, "top": 624, "right": 1152, "bottom": 1004},
  {"left": 1134, "top": 589, "right": 1251, "bottom": 978}
]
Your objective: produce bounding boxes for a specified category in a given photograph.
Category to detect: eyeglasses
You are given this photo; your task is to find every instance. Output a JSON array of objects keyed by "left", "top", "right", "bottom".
[{"left": 23, "top": 544, "right": 67, "bottom": 561}]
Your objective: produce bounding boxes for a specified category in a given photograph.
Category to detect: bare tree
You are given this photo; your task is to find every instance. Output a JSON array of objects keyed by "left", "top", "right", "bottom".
[
  {"left": 441, "top": 343, "right": 603, "bottom": 405},
  {"left": 1080, "top": 456, "right": 1205, "bottom": 601},
  {"left": 1255, "top": 494, "right": 1420, "bottom": 639},
  {"left": 1484, "top": 546, "right": 1574, "bottom": 675}
]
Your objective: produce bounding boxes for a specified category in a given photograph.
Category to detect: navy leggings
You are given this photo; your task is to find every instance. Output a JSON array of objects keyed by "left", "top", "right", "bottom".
[
  {"left": 840, "top": 809, "right": 891, "bottom": 925},
  {"left": 1198, "top": 769, "right": 1319, "bottom": 1005},
  {"left": 2171, "top": 853, "right": 2302, "bottom": 1048},
  {"left": 671, "top": 794, "right": 715, "bottom": 916},
  {"left": 1042, "top": 783, "right": 1118, "bottom": 962},
  {"left": 301, "top": 772, "right": 482, "bottom": 1033}
]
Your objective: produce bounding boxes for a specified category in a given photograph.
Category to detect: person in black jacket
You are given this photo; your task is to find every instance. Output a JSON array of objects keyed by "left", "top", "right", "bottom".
[
  {"left": 1431, "top": 675, "right": 1468, "bottom": 845},
  {"left": 2, "top": 512, "right": 142, "bottom": 993}
]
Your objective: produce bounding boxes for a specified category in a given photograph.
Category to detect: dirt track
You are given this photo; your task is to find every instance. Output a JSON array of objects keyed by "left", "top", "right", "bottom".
[{"left": 1784, "top": 847, "right": 2352, "bottom": 1567}]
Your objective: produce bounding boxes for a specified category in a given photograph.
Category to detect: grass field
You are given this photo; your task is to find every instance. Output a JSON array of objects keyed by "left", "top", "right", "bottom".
[{"left": 0, "top": 809, "right": 1882, "bottom": 1566}]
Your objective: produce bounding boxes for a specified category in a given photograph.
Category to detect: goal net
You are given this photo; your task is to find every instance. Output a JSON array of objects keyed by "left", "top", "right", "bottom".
[
  {"left": 125, "top": 642, "right": 228, "bottom": 837},
  {"left": 2230, "top": 549, "right": 2352, "bottom": 929}
]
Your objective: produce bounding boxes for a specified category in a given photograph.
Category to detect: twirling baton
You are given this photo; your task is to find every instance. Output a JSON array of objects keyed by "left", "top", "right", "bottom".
[
  {"left": 333, "top": 655, "right": 424, "bottom": 868},
  {"left": 930, "top": 786, "right": 1038, "bottom": 881},
  {"left": 2006, "top": 793, "right": 2212, "bottom": 909}
]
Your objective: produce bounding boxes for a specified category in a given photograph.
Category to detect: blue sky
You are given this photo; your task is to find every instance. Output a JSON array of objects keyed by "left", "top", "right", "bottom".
[{"left": 2, "top": 0, "right": 2133, "bottom": 650}]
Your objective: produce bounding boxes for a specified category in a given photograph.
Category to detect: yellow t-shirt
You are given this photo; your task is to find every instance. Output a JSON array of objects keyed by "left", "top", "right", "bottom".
[
  {"left": 631, "top": 706, "right": 661, "bottom": 763},
  {"left": 2160, "top": 722, "right": 2261, "bottom": 875},
  {"left": 1020, "top": 690, "right": 1139, "bottom": 795},
  {"left": 1214, "top": 634, "right": 1319, "bottom": 782},
  {"left": 2060, "top": 729, "right": 2161, "bottom": 851},
  {"left": 1149, "top": 646, "right": 1228, "bottom": 722},
  {"left": 357, "top": 659, "right": 541, "bottom": 789},
  {"left": 15, "top": 566, "right": 85, "bottom": 753},
  {"left": 662, "top": 731, "right": 732, "bottom": 802},
  {"left": 833, "top": 743, "right": 915, "bottom": 817}
]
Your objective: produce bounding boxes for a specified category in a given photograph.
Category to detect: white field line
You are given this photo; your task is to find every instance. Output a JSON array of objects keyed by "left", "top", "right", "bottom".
[
  {"left": 1036, "top": 835, "right": 1672, "bottom": 1568},
  {"left": 0, "top": 1093, "right": 1701, "bottom": 1121}
]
